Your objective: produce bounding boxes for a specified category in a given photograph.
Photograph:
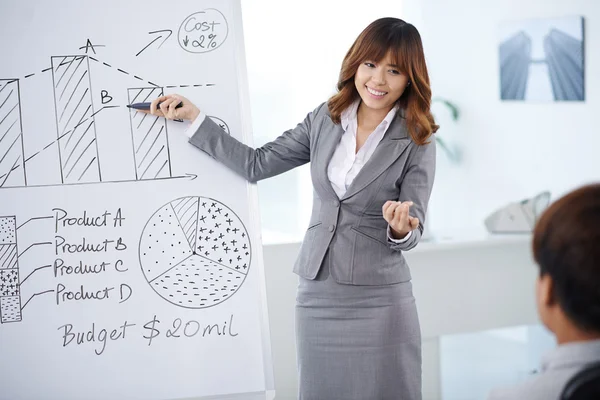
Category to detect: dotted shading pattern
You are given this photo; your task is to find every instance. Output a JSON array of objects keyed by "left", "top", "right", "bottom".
[
  {"left": 0, "top": 296, "right": 21, "bottom": 323},
  {"left": 0, "top": 216, "right": 20, "bottom": 323},
  {"left": 0, "top": 217, "right": 16, "bottom": 244},
  {"left": 139, "top": 197, "right": 251, "bottom": 309},
  {"left": 152, "top": 257, "right": 244, "bottom": 307},
  {"left": 139, "top": 205, "right": 193, "bottom": 282}
]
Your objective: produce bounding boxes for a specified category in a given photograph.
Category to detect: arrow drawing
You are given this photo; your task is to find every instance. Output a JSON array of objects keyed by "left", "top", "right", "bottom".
[{"left": 136, "top": 30, "right": 173, "bottom": 57}]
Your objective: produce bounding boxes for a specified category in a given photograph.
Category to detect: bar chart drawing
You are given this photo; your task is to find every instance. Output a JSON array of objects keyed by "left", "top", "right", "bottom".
[
  {"left": 128, "top": 87, "right": 172, "bottom": 180},
  {"left": 0, "top": 52, "right": 210, "bottom": 190},
  {"left": 0, "top": 80, "right": 26, "bottom": 188},
  {"left": 51, "top": 56, "right": 101, "bottom": 184},
  {"left": 0, "top": 216, "right": 22, "bottom": 324}
]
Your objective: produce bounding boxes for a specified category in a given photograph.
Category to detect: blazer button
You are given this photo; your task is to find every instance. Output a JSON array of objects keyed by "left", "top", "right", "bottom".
[{"left": 328, "top": 224, "right": 335, "bottom": 232}]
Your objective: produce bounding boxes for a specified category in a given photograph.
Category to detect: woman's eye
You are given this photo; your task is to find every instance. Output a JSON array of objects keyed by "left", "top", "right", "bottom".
[
  {"left": 364, "top": 62, "right": 375, "bottom": 68},
  {"left": 390, "top": 70, "right": 401, "bottom": 75}
]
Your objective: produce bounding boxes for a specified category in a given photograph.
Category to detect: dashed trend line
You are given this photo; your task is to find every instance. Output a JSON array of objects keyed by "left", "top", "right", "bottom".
[
  {"left": 16, "top": 58, "right": 213, "bottom": 89},
  {"left": 16, "top": 56, "right": 216, "bottom": 87},
  {"left": 0, "top": 164, "right": 21, "bottom": 182},
  {"left": 22, "top": 106, "right": 117, "bottom": 164},
  {"left": 18, "top": 67, "right": 52, "bottom": 80},
  {"left": 87, "top": 56, "right": 160, "bottom": 87},
  {"left": 165, "top": 84, "right": 215, "bottom": 88},
  {"left": 10, "top": 56, "right": 214, "bottom": 165}
]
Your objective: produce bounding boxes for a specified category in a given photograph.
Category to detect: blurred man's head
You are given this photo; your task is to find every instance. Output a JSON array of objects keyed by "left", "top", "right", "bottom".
[{"left": 533, "top": 184, "right": 600, "bottom": 343}]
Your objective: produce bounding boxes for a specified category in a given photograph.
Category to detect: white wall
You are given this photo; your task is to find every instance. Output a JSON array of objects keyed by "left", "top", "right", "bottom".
[
  {"left": 406, "top": 0, "right": 600, "bottom": 235},
  {"left": 240, "top": 0, "right": 405, "bottom": 243}
]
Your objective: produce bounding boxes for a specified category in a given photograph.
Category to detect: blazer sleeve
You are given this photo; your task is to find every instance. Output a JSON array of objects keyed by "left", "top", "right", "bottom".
[
  {"left": 388, "top": 138, "right": 436, "bottom": 252},
  {"left": 188, "top": 104, "right": 325, "bottom": 183}
]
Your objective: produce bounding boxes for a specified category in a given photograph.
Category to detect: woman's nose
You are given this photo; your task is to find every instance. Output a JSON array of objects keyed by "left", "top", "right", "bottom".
[{"left": 371, "top": 68, "right": 386, "bottom": 85}]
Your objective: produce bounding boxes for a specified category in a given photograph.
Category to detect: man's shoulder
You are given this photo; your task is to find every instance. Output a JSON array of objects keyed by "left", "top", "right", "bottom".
[{"left": 487, "top": 369, "right": 574, "bottom": 400}]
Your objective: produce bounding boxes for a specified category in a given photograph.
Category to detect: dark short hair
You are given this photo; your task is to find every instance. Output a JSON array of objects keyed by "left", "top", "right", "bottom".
[{"left": 533, "top": 183, "right": 600, "bottom": 332}]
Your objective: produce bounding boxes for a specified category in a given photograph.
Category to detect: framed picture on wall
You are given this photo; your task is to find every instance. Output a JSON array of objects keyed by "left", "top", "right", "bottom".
[{"left": 498, "top": 16, "right": 585, "bottom": 102}]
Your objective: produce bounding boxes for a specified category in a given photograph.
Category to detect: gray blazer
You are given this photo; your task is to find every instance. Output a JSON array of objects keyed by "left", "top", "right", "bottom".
[
  {"left": 487, "top": 340, "right": 600, "bottom": 400},
  {"left": 189, "top": 102, "right": 436, "bottom": 285}
]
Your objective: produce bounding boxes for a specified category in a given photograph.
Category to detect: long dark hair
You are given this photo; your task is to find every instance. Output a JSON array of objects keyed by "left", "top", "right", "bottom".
[{"left": 328, "top": 18, "right": 438, "bottom": 145}]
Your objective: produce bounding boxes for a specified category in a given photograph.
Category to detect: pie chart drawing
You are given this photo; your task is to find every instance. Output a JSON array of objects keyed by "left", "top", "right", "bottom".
[{"left": 139, "top": 196, "right": 251, "bottom": 308}]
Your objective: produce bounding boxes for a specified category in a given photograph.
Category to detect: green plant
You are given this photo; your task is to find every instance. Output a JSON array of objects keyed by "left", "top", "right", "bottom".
[{"left": 432, "top": 97, "right": 460, "bottom": 163}]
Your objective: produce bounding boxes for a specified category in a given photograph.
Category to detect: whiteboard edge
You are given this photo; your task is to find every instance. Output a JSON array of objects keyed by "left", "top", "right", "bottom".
[{"left": 230, "top": 0, "right": 276, "bottom": 394}]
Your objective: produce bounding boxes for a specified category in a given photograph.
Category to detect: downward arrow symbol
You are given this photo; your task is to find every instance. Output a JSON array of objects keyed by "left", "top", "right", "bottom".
[{"left": 183, "top": 35, "right": 189, "bottom": 47}]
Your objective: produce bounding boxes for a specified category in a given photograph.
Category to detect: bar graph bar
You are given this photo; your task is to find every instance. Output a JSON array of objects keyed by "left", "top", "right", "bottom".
[
  {"left": 51, "top": 55, "right": 101, "bottom": 184},
  {"left": 127, "top": 87, "right": 172, "bottom": 180},
  {"left": 0, "top": 80, "right": 26, "bottom": 188},
  {"left": 0, "top": 216, "right": 21, "bottom": 323}
]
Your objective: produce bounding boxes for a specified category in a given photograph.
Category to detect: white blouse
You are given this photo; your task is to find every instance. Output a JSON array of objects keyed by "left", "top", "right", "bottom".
[
  {"left": 185, "top": 103, "right": 410, "bottom": 242},
  {"left": 327, "top": 100, "right": 396, "bottom": 198},
  {"left": 326, "top": 101, "right": 410, "bottom": 243}
]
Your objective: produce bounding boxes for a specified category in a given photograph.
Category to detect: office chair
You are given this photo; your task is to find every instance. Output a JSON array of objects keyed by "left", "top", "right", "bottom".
[{"left": 560, "top": 362, "right": 600, "bottom": 400}]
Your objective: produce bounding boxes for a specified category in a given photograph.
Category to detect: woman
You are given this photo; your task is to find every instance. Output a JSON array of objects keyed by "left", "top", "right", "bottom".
[{"left": 147, "top": 17, "right": 437, "bottom": 400}]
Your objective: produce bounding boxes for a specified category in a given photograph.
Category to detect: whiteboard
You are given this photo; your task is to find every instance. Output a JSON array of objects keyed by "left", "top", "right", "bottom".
[{"left": 0, "top": 1, "right": 274, "bottom": 399}]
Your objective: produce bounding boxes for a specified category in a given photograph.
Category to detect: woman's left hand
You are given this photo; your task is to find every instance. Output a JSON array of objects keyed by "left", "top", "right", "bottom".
[{"left": 382, "top": 200, "right": 420, "bottom": 239}]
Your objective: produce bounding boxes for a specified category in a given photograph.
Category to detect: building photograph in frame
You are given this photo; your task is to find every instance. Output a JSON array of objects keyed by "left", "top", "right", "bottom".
[{"left": 499, "top": 16, "right": 584, "bottom": 101}]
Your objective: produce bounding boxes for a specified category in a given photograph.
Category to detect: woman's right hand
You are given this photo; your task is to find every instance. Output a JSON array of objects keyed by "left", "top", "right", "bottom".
[
  {"left": 147, "top": 94, "right": 201, "bottom": 122},
  {"left": 383, "top": 200, "right": 419, "bottom": 239}
]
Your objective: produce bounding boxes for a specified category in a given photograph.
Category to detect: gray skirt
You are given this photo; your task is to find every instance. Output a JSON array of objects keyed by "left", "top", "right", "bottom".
[{"left": 295, "top": 262, "right": 422, "bottom": 400}]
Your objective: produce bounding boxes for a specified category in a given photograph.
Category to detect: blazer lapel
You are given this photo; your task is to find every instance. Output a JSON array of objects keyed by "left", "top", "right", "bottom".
[
  {"left": 314, "top": 116, "right": 344, "bottom": 199},
  {"left": 340, "top": 116, "right": 411, "bottom": 201}
]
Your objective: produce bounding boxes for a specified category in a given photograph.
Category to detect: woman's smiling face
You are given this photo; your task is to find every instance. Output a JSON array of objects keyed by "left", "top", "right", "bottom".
[{"left": 354, "top": 51, "right": 409, "bottom": 114}]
